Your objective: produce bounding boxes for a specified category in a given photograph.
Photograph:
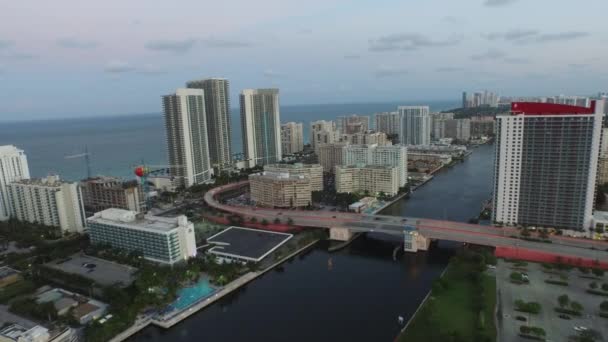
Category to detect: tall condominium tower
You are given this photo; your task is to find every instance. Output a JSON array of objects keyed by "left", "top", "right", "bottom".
[
  {"left": 163, "top": 88, "right": 213, "bottom": 188},
  {"left": 399, "top": 106, "right": 431, "bottom": 146},
  {"left": 240, "top": 89, "right": 282, "bottom": 167},
  {"left": 281, "top": 122, "right": 304, "bottom": 154},
  {"left": 310, "top": 120, "right": 338, "bottom": 152},
  {"left": 0, "top": 145, "right": 30, "bottom": 221},
  {"left": 336, "top": 115, "right": 370, "bottom": 134},
  {"left": 186, "top": 78, "right": 232, "bottom": 168},
  {"left": 493, "top": 101, "right": 604, "bottom": 230},
  {"left": 374, "top": 112, "right": 401, "bottom": 140},
  {"left": 343, "top": 144, "right": 408, "bottom": 187}
]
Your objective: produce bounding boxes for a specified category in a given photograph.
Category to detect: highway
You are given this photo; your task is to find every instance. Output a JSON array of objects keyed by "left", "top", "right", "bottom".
[{"left": 204, "top": 181, "right": 608, "bottom": 262}]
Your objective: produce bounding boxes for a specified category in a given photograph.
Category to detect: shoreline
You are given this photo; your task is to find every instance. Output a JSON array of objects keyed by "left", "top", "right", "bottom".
[{"left": 109, "top": 239, "right": 320, "bottom": 342}]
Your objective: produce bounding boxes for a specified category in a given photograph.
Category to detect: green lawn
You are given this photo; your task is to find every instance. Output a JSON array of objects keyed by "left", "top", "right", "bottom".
[{"left": 398, "top": 258, "right": 496, "bottom": 342}]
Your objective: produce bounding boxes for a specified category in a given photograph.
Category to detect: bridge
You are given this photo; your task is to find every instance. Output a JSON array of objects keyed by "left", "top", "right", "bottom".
[{"left": 204, "top": 181, "right": 608, "bottom": 267}]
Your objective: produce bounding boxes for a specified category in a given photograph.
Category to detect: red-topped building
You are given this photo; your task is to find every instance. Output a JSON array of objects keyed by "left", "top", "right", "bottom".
[{"left": 493, "top": 101, "right": 604, "bottom": 230}]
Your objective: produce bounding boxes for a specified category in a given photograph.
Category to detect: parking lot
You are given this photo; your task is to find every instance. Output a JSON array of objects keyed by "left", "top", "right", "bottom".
[
  {"left": 45, "top": 254, "right": 137, "bottom": 287},
  {"left": 496, "top": 260, "right": 607, "bottom": 341}
]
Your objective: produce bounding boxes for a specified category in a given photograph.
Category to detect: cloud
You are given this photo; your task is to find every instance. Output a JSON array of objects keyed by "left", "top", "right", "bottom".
[
  {"left": 0, "top": 40, "right": 14, "bottom": 49},
  {"left": 483, "top": 30, "right": 589, "bottom": 44},
  {"left": 568, "top": 63, "right": 588, "bottom": 69},
  {"left": 344, "top": 54, "right": 361, "bottom": 60},
  {"left": 136, "top": 64, "right": 166, "bottom": 75},
  {"left": 471, "top": 49, "right": 507, "bottom": 61},
  {"left": 297, "top": 28, "right": 313, "bottom": 34},
  {"left": 0, "top": 53, "right": 37, "bottom": 60},
  {"left": 436, "top": 67, "right": 464, "bottom": 72},
  {"left": 104, "top": 61, "right": 135, "bottom": 73},
  {"left": 484, "top": 0, "right": 517, "bottom": 7},
  {"left": 201, "top": 38, "right": 252, "bottom": 48},
  {"left": 369, "top": 33, "right": 461, "bottom": 52},
  {"left": 145, "top": 39, "right": 196, "bottom": 53},
  {"left": 535, "top": 31, "right": 589, "bottom": 42},
  {"left": 503, "top": 57, "right": 530, "bottom": 64},
  {"left": 484, "top": 29, "right": 539, "bottom": 41},
  {"left": 375, "top": 66, "right": 408, "bottom": 78},
  {"left": 56, "top": 38, "right": 98, "bottom": 49},
  {"left": 442, "top": 16, "right": 462, "bottom": 24}
]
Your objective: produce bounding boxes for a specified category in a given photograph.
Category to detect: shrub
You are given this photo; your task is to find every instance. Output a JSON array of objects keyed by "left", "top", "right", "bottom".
[
  {"left": 592, "top": 268, "right": 605, "bottom": 277},
  {"left": 599, "top": 301, "right": 608, "bottom": 312},
  {"left": 514, "top": 300, "right": 541, "bottom": 314},
  {"left": 603, "top": 283, "right": 608, "bottom": 292},
  {"left": 590, "top": 282, "right": 598, "bottom": 289},
  {"left": 545, "top": 279, "right": 568, "bottom": 286}
]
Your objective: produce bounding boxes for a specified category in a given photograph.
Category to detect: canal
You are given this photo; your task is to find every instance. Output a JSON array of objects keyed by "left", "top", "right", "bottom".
[{"left": 130, "top": 143, "right": 495, "bottom": 342}]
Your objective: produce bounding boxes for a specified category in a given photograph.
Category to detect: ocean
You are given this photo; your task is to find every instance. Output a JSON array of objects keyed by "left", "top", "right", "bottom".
[{"left": 0, "top": 100, "right": 458, "bottom": 181}]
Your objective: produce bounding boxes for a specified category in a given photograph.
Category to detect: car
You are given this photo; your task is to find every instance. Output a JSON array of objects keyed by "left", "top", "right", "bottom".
[
  {"left": 558, "top": 314, "right": 571, "bottom": 320},
  {"left": 574, "top": 326, "right": 588, "bottom": 332},
  {"left": 487, "top": 265, "right": 496, "bottom": 270}
]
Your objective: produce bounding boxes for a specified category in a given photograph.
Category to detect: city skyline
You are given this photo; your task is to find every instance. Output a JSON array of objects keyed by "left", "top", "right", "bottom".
[{"left": 2, "top": 0, "right": 608, "bottom": 120}]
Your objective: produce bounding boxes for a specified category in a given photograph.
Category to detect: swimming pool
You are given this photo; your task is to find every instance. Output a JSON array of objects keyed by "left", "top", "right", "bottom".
[{"left": 170, "top": 278, "right": 216, "bottom": 310}]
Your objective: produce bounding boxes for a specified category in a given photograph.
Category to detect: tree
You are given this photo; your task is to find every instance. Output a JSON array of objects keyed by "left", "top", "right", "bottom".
[
  {"left": 261, "top": 219, "right": 269, "bottom": 226},
  {"left": 274, "top": 218, "right": 281, "bottom": 224},
  {"left": 520, "top": 228, "right": 531, "bottom": 237},
  {"left": 602, "top": 283, "right": 608, "bottom": 291},
  {"left": 600, "top": 301, "right": 608, "bottom": 312},
  {"left": 590, "top": 281, "right": 598, "bottom": 289},
  {"left": 570, "top": 301, "right": 583, "bottom": 313},
  {"left": 592, "top": 268, "right": 605, "bottom": 277},
  {"left": 558, "top": 294, "right": 570, "bottom": 308},
  {"left": 249, "top": 217, "right": 257, "bottom": 224},
  {"left": 287, "top": 218, "right": 294, "bottom": 226}
]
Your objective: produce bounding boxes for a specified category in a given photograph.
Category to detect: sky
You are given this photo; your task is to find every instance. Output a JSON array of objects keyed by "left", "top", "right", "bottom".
[{"left": 1, "top": 0, "right": 607, "bottom": 121}]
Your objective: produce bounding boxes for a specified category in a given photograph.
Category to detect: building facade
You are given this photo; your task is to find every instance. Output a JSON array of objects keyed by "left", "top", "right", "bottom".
[
  {"left": 310, "top": 120, "right": 337, "bottom": 151},
  {"left": 281, "top": 122, "right": 304, "bottom": 154},
  {"left": 87, "top": 208, "right": 197, "bottom": 265},
  {"left": 343, "top": 144, "right": 408, "bottom": 187},
  {"left": 374, "top": 111, "right": 401, "bottom": 141},
  {"left": 0, "top": 145, "right": 30, "bottom": 221},
  {"left": 398, "top": 106, "right": 431, "bottom": 146},
  {"left": 435, "top": 118, "right": 471, "bottom": 141},
  {"left": 317, "top": 143, "right": 348, "bottom": 174},
  {"left": 81, "top": 176, "right": 145, "bottom": 214},
  {"left": 336, "top": 115, "right": 370, "bottom": 134},
  {"left": 493, "top": 101, "right": 603, "bottom": 230},
  {"left": 470, "top": 116, "right": 495, "bottom": 138},
  {"left": 240, "top": 89, "right": 282, "bottom": 167},
  {"left": 163, "top": 88, "right": 213, "bottom": 188},
  {"left": 264, "top": 163, "right": 323, "bottom": 191},
  {"left": 430, "top": 112, "right": 454, "bottom": 140},
  {"left": 7, "top": 175, "right": 86, "bottom": 233},
  {"left": 249, "top": 172, "right": 312, "bottom": 208},
  {"left": 339, "top": 131, "right": 389, "bottom": 146},
  {"left": 186, "top": 78, "right": 232, "bottom": 168},
  {"left": 335, "top": 165, "right": 399, "bottom": 195}
]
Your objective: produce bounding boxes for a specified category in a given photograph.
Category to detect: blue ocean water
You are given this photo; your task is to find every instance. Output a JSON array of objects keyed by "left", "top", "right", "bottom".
[{"left": 0, "top": 101, "right": 458, "bottom": 181}]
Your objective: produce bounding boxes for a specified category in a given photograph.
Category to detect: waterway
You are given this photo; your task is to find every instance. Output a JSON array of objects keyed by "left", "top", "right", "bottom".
[{"left": 130, "top": 144, "right": 495, "bottom": 342}]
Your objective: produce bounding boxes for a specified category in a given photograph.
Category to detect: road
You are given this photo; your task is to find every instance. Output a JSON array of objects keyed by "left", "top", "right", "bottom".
[{"left": 204, "top": 181, "right": 608, "bottom": 263}]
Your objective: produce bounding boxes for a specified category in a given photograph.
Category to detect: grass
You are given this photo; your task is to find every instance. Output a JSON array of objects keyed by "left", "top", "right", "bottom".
[{"left": 398, "top": 258, "right": 496, "bottom": 341}]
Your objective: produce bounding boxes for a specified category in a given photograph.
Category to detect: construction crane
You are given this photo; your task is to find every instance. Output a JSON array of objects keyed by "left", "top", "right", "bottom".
[
  {"left": 65, "top": 146, "right": 92, "bottom": 179},
  {"left": 133, "top": 163, "right": 184, "bottom": 211}
]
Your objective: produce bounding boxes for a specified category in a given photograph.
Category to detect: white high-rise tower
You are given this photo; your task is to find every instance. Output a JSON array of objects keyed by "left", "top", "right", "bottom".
[
  {"left": 399, "top": 106, "right": 431, "bottom": 146},
  {"left": 0, "top": 145, "right": 30, "bottom": 221},
  {"left": 240, "top": 89, "right": 282, "bottom": 167}
]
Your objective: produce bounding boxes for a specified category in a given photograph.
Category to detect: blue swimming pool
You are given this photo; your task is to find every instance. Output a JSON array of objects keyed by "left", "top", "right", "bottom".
[{"left": 170, "top": 278, "right": 216, "bottom": 310}]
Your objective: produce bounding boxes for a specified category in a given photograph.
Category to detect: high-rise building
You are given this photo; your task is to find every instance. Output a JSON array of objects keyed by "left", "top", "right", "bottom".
[
  {"left": 264, "top": 163, "right": 323, "bottom": 191},
  {"left": 462, "top": 92, "right": 468, "bottom": 109},
  {"left": 470, "top": 116, "right": 495, "bottom": 138},
  {"left": 310, "top": 120, "right": 337, "bottom": 151},
  {"left": 493, "top": 101, "right": 604, "bottom": 230},
  {"left": 7, "top": 175, "right": 86, "bottom": 233},
  {"left": 374, "top": 112, "right": 401, "bottom": 141},
  {"left": 0, "top": 145, "right": 30, "bottom": 221},
  {"left": 434, "top": 118, "right": 471, "bottom": 141},
  {"left": 163, "top": 88, "right": 213, "bottom": 188},
  {"left": 398, "top": 106, "right": 431, "bottom": 146},
  {"left": 249, "top": 172, "right": 312, "bottom": 208},
  {"left": 281, "top": 122, "right": 304, "bottom": 154},
  {"left": 81, "top": 176, "right": 145, "bottom": 214},
  {"left": 343, "top": 144, "right": 407, "bottom": 186},
  {"left": 186, "top": 78, "right": 232, "bottom": 168},
  {"left": 339, "top": 131, "right": 389, "bottom": 146},
  {"left": 335, "top": 165, "right": 399, "bottom": 195},
  {"left": 463, "top": 90, "right": 499, "bottom": 108},
  {"left": 336, "top": 115, "right": 370, "bottom": 134},
  {"left": 87, "top": 209, "right": 197, "bottom": 265},
  {"left": 430, "top": 112, "right": 455, "bottom": 140},
  {"left": 240, "top": 89, "right": 282, "bottom": 167},
  {"left": 317, "top": 143, "right": 348, "bottom": 174}
]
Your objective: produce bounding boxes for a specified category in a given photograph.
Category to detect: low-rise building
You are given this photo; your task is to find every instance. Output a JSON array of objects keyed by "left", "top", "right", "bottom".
[
  {"left": 344, "top": 144, "right": 408, "bottom": 187},
  {"left": 87, "top": 209, "right": 197, "bottom": 265},
  {"left": 263, "top": 163, "right": 323, "bottom": 191},
  {"left": 317, "top": 143, "right": 348, "bottom": 174},
  {"left": 6, "top": 175, "right": 86, "bottom": 234},
  {"left": 0, "top": 266, "right": 22, "bottom": 288},
  {"left": 335, "top": 165, "right": 399, "bottom": 196},
  {"left": 0, "top": 324, "right": 50, "bottom": 342},
  {"left": 470, "top": 116, "right": 495, "bottom": 138},
  {"left": 348, "top": 197, "right": 378, "bottom": 213},
  {"left": 81, "top": 176, "right": 145, "bottom": 215},
  {"left": 249, "top": 172, "right": 312, "bottom": 208},
  {"left": 35, "top": 288, "right": 107, "bottom": 325},
  {"left": 408, "top": 153, "right": 452, "bottom": 165},
  {"left": 207, "top": 227, "right": 293, "bottom": 264}
]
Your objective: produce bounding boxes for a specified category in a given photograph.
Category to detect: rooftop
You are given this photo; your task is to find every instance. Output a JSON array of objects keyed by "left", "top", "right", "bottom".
[
  {"left": 511, "top": 101, "right": 597, "bottom": 115},
  {"left": 0, "top": 145, "right": 25, "bottom": 155},
  {"left": 11, "top": 175, "right": 71, "bottom": 187},
  {"left": 338, "top": 164, "right": 396, "bottom": 170},
  {"left": 207, "top": 226, "right": 293, "bottom": 262},
  {"left": 265, "top": 163, "right": 322, "bottom": 170},
  {"left": 0, "top": 266, "right": 20, "bottom": 279},
  {"left": 88, "top": 208, "right": 189, "bottom": 233},
  {"left": 249, "top": 171, "right": 308, "bottom": 181}
]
